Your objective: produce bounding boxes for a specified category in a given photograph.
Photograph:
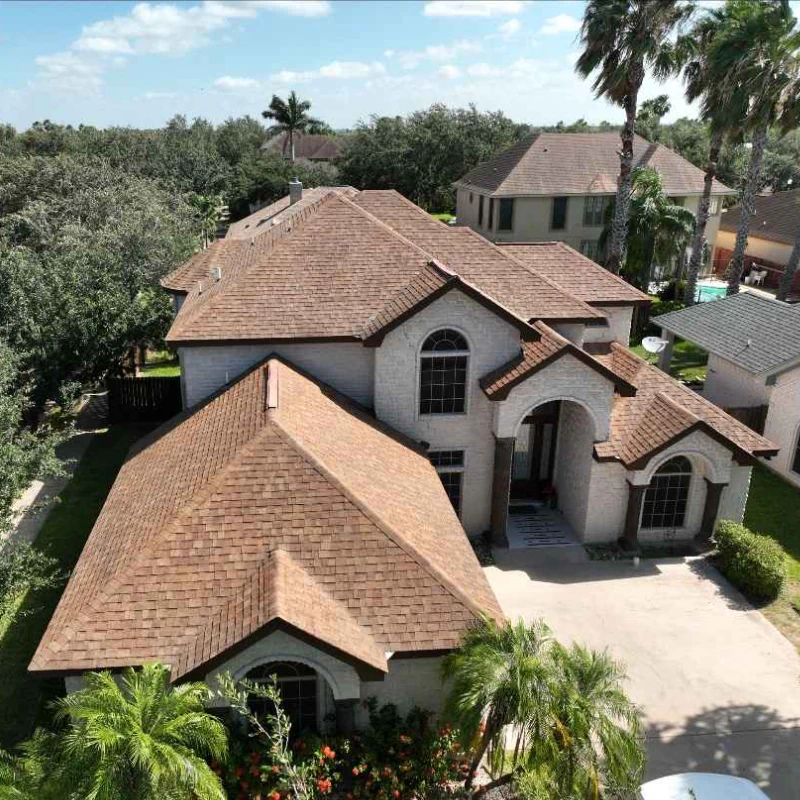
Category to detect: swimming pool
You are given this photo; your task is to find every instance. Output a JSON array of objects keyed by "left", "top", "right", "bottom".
[{"left": 695, "top": 280, "right": 727, "bottom": 302}]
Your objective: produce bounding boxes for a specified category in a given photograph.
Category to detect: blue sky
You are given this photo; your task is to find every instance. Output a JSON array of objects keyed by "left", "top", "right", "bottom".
[{"left": 0, "top": 0, "right": 785, "bottom": 131}]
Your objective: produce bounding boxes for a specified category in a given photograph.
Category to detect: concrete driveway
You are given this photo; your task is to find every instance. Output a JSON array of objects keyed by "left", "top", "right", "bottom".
[{"left": 485, "top": 549, "right": 800, "bottom": 799}]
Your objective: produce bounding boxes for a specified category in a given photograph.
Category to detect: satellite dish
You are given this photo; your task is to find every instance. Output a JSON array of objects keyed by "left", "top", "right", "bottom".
[{"left": 642, "top": 336, "right": 669, "bottom": 354}]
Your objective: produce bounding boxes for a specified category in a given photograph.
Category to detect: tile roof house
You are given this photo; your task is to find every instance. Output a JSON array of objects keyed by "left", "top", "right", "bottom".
[
  {"left": 454, "top": 132, "right": 735, "bottom": 264},
  {"left": 712, "top": 190, "right": 800, "bottom": 296},
  {"left": 656, "top": 293, "right": 800, "bottom": 489},
  {"left": 261, "top": 132, "right": 344, "bottom": 163},
  {"left": 33, "top": 183, "right": 777, "bottom": 733}
]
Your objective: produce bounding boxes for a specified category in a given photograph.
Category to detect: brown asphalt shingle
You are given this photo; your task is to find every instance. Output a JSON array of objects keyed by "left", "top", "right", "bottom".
[
  {"left": 455, "top": 133, "right": 732, "bottom": 197},
  {"left": 31, "top": 357, "right": 502, "bottom": 678},
  {"left": 719, "top": 189, "right": 800, "bottom": 245},
  {"left": 497, "top": 242, "right": 651, "bottom": 306}
]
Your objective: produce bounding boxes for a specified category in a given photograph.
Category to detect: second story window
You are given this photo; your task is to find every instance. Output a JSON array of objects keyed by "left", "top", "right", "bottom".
[
  {"left": 498, "top": 198, "right": 514, "bottom": 231},
  {"left": 551, "top": 196, "right": 568, "bottom": 230},
  {"left": 709, "top": 196, "right": 720, "bottom": 215},
  {"left": 478, "top": 195, "right": 484, "bottom": 227},
  {"left": 583, "top": 196, "right": 608, "bottom": 227},
  {"left": 420, "top": 329, "right": 469, "bottom": 415},
  {"left": 488, "top": 198, "right": 495, "bottom": 230}
]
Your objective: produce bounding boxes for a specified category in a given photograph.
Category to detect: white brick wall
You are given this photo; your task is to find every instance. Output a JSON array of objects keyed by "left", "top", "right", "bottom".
[
  {"left": 583, "top": 306, "right": 634, "bottom": 345},
  {"left": 763, "top": 364, "right": 800, "bottom": 488},
  {"left": 180, "top": 343, "right": 375, "bottom": 409},
  {"left": 553, "top": 402, "right": 594, "bottom": 535},
  {"left": 718, "top": 462, "right": 752, "bottom": 523},
  {"left": 704, "top": 354, "right": 772, "bottom": 407},
  {"left": 374, "top": 289, "right": 520, "bottom": 535},
  {"left": 583, "top": 459, "right": 629, "bottom": 542}
]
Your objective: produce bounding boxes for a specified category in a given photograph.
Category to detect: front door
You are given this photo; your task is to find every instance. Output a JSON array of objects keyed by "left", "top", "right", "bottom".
[{"left": 510, "top": 401, "right": 560, "bottom": 500}]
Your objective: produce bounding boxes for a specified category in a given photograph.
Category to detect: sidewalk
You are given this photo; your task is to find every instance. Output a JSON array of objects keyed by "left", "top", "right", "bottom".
[{"left": 6, "top": 393, "right": 108, "bottom": 545}]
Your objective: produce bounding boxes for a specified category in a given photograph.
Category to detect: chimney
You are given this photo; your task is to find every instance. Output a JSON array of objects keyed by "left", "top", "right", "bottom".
[{"left": 289, "top": 177, "right": 303, "bottom": 205}]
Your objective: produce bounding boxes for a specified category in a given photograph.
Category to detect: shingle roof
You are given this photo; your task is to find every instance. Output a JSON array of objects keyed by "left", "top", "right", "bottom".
[
  {"left": 261, "top": 132, "right": 344, "bottom": 161},
  {"left": 719, "top": 189, "right": 800, "bottom": 245},
  {"left": 480, "top": 322, "right": 636, "bottom": 400},
  {"left": 455, "top": 133, "right": 733, "bottom": 197},
  {"left": 32, "top": 356, "right": 502, "bottom": 678},
  {"left": 165, "top": 190, "right": 603, "bottom": 345},
  {"left": 655, "top": 292, "right": 800, "bottom": 376},
  {"left": 590, "top": 344, "right": 778, "bottom": 467},
  {"left": 497, "top": 242, "right": 651, "bottom": 306}
]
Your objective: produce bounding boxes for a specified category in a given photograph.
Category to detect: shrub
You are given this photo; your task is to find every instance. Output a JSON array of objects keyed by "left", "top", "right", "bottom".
[
  {"left": 715, "top": 520, "right": 786, "bottom": 601},
  {"left": 0, "top": 540, "right": 63, "bottom": 612}
]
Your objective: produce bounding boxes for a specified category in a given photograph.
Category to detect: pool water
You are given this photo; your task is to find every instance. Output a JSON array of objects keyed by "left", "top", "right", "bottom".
[{"left": 694, "top": 281, "right": 727, "bottom": 302}]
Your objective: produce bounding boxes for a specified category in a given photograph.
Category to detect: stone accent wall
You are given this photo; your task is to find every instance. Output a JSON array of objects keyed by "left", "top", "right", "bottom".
[
  {"left": 374, "top": 289, "right": 520, "bottom": 535},
  {"left": 179, "top": 343, "right": 375, "bottom": 409}
]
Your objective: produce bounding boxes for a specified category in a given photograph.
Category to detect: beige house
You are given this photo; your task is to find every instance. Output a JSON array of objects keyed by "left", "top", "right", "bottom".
[
  {"left": 713, "top": 190, "right": 800, "bottom": 295},
  {"left": 454, "top": 133, "right": 734, "bottom": 263},
  {"left": 31, "top": 184, "right": 776, "bottom": 734}
]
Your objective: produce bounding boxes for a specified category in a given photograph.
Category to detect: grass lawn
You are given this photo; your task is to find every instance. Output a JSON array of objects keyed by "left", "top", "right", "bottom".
[
  {"left": 141, "top": 349, "right": 180, "bottom": 377},
  {"left": 430, "top": 212, "right": 455, "bottom": 223},
  {"left": 631, "top": 338, "right": 708, "bottom": 383},
  {"left": 0, "top": 424, "right": 149, "bottom": 748},
  {"left": 744, "top": 465, "right": 800, "bottom": 650}
]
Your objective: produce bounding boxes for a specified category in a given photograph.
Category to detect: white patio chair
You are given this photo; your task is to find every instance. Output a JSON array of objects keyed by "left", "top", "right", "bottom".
[{"left": 752, "top": 269, "right": 767, "bottom": 287}]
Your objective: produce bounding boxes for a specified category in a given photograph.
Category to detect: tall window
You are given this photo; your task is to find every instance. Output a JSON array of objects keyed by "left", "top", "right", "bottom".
[
  {"left": 709, "top": 196, "right": 720, "bottom": 215},
  {"left": 583, "top": 196, "right": 608, "bottom": 227},
  {"left": 641, "top": 456, "right": 692, "bottom": 529},
  {"left": 478, "top": 195, "right": 484, "bottom": 227},
  {"left": 430, "top": 450, "right": 465, "bottom": 515},
  {"left": 420, "top": 329, "right": 469, "bottom": 415},
  {"left": 551, "top": 196, "right": 568, "bottom": 230},
  {"left": 488, "top": 198, "right": 495, "bottom": 230},
  {"left": 246, "top": 662, "right": 318, "bottom": 734},
  {"left": 498, "top": 198, "right": 514, "bottom": 231},
  {"left": 580, "top": 239, "right": 600, "bottom": 262}
]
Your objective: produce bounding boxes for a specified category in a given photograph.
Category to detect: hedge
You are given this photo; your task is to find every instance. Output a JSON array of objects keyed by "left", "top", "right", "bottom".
[{"left": 714, "top": 520, "right": 786, "bottom": 601}]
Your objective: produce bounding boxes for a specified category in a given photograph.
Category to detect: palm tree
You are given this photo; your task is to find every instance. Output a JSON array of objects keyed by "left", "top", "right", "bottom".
[
  {"left": 600, "top": 167, "right": 696, "bottom": 292},
  {"left": 442, "top": 617, "right": 554, "bottom": 790},
  {"left": 189, "top": 193, "right": 227, "bottom": 249},
  {"left": 703, "top": 0, "right": 800, "bottom": 295},
  {"left": 678, "top": 8, "right": 749, "bottom": 305},
  {"left": 534, "top": 643, "right": 645, "bottom": 798},
  {"left": 576, "top": 0, "right": 694, "bottom": 275},
  {"left": 49, "top": 664, "right": 227, "bottom": 800},
  {"left": 262, "top": 91, "right": 324, "bottom": 163}
]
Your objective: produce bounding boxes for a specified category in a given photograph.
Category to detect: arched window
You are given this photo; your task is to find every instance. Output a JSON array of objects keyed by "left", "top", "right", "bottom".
[
  {"left": 641, "top": 456, "right": 692, "bottom": 529},
  {"left": 419, "top": 329, "right": 469, "bottom": 415},
  {"left": 246, "top": 661, "right": 318, "bottom": 734}
]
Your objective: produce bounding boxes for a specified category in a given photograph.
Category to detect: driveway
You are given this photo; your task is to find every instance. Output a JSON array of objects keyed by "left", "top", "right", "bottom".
[{"left": 485, "top": 549, "right": 800, "bottom": 799}]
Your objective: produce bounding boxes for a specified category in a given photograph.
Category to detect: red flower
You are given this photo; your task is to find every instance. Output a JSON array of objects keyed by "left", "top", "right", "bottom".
[
  {"left": 352, "top": 767, "right": 360, "bottom": 776},
  {"left": 322, "top": 745, "right": 336, "bottom": 759},
  {"left": 271, "top": 765, "right": 281, "bottom": 774},
  {"left": 393, "top": 792, "right": 400, "bottom": 799},
  {"left": 316, "top": 778, "right": 332, "bottom": 794},
  {"left": 269, "top": 793, "right": 281, "bottom": 800}
]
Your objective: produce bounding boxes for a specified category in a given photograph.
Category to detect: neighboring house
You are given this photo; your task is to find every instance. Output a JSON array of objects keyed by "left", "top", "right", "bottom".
[
  {"left": 31, "top": 184, "right": 776, "bottom": 732},
  {"left": 261, "top": 131, "right": 343, "bottom": 162},
  {"left": 657, "top": 292, "right": 800, "bottom": 489},
  {"left": 454, "top": 133, "right": 735, "bottom": 262},
  {"left": 713, "top": 190, "right": 800, "bottom": 296}
]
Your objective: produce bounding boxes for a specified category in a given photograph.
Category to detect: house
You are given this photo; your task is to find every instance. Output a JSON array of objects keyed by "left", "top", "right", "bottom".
[
  {"left": 454, "top": 133, "right": 735, "bottom": 263},
  {"left": 656, "top": 292, "right": 800, "bottom": 489},
  {"left": 31, "top": 184, "right": 777, "bottom": 732},
  {"left": 261, "top": 131, "right": 343, "bottom": 163},
  {"left": 712, "top": 189, "right": 800, "bottom": 296}
]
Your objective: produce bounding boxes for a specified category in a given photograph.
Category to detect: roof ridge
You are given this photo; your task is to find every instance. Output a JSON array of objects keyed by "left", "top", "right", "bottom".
[{"left": 266, "top": 400, "right": 493, "bottom": 626}]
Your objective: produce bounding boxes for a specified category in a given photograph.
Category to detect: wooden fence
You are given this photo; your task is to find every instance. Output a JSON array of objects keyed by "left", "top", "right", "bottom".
[
  {"left": 107, "top": 376, "right": 182, "bottom": 423},
  {"left": 724, "top": 404, "right": 769, "bottom": 435}
]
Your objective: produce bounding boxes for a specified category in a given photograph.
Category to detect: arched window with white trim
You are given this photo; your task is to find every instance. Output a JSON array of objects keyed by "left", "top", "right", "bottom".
[
  {"left": 419, "top": 329, "right": 469, "bottom": 415},
  {"left": 246, "top": 661, "right": 319, "bottom": 733},
  {"left": 641, "top": 456, "right": 692, "bottom": 529}
]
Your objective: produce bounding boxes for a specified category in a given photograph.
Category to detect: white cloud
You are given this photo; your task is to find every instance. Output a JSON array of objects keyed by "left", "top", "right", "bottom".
[
  {"left": 438, "top": 64, "right": 462, "bottom": 80},
  {"left": 73, "top": 36, "right": 135, "bottom": 55},
  {"left": 214, "top": 75, "right": 260, "bottom": 90},
  {"left": 383, "top": 49, "right": 395, "bottom": 58},
  {"left": 269, "top": 60, "right": 385, "bottom": 84},
  {"left": 143, "top": 90, "right": 178, "bottom": 99},
  {"left": 424, "top": 1, "right": 528, "bottom": 17},
  {"left": 498, "top": 18, "right": 522, "bottom": 39},
  {"left": 247, "top": 1, "right": 331, "bottom": 16},
  {"left": 34, "top": 51, "right": 104, "bottom": 94},
  {"left": 540, "top": 13, "right": 581, "bottom": 36},
  {"left": 466, "top": 62, "right": 506, "bottom": 78},
  {"left": 396, "top": 39, "right": 480, "bottom": 69}
]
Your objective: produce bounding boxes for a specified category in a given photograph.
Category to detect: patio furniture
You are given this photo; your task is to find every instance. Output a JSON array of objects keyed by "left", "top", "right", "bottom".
[{"left": 752, "top": 268, "right": 767, "bottom": 286}]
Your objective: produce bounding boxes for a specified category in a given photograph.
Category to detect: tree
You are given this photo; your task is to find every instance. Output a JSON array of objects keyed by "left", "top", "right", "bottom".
[
  {"left": 262, "top": 91, "right": 324, "bottom": 163},
  {"left": 678, "top": 6, "right": 748, "bottom": 305},
  {"left": 19, "top": 664, "right": 228, "bottom": 800},
  {"left": 636, "top": 94, "right": 671, "bottom": 142},
  {"left": 442, "top": 617, "right": 554, "bottom": 790},
  {"left": 601, "top": 168, "right": 696, "bottom": 291},
  {"left": 777, "top": 212, "right": 800, "bottom": 301},
  {"left": 576, "top": 0, "right": 694, "bottom": 274},
  {"left": 704, "top": 0, "right": 800, "bottom": 295},
  {"left": 189, "top": 193, "right": 227, "bottom": 249}
]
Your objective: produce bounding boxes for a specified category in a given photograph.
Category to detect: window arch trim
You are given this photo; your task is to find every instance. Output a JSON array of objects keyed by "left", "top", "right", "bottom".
[
  {"left": 640, "top": 455, "right": 693, "bottom": 530},
  {"left": 419, "top": 327, "right": 471, "bottom": 416}
]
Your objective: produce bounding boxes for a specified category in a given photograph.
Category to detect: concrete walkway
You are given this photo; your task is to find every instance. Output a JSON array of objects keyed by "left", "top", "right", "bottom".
[
  {"left": 6, "top": 394, "right": 107, "bottom": 545},
  {"left": 485, "top": 550, "right": 800, "bottom": 798}
]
